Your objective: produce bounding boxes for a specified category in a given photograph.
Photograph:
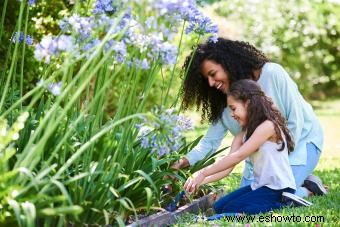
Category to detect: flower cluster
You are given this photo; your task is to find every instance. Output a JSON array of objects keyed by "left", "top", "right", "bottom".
[
  {"left": 37, "top": 80, "right": 62, "bottom": 96},
  {"left": 11, "top": 32, "right": 33, "bottom": 45},
  {"left": 34, "top": 35, "right": 73, "bottom": 63},
  {"left": 59, "top": 15, "right": 94, "bottom": 41},
  {"left": 34, "top": 0, "right": 218, "bottom": 67},
  {"left": 93, "top": 0, "right": 119, "bottom": 14},
  {"left": 136, "top": 108, "right": 194, "bottom": 158},
  {"left": 152, "top": 0, "right": 219, "bottom": 42}
]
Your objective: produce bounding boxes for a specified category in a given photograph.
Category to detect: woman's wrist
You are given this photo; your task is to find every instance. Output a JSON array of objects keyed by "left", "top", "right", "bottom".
[{"left": 171, "top": 157, "right": 190, "bottom": 170}]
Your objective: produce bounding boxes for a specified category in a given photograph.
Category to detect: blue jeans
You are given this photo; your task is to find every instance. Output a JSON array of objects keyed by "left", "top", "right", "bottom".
[
  {"left": 213, "top": 185, "right": 294, "bottom": 215},
  {"left": 240, "top": 142, "right": 321, "bottom": 198}
]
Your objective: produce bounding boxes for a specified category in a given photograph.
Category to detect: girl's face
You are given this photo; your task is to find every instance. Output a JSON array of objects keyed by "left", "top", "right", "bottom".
[
  {"left": 201, "top": 60, "right": 230, "bottom": 94},
  {"left": 227, "top": 95, "right": 248, "bottom": 127}
]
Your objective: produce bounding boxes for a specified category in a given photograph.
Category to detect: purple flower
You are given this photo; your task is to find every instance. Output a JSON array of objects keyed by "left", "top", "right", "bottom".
[
  {"left": 118, "top": 9, "right": 132, "bottom": 30},
  {"left": 158, "top": 42, "right": 178, "bottom": 65},
  {"left": 59, "top": 20, "right": 68, "bottom": 31},
  {"left": 28, "top": 0, "right": 36, "bottom": 5},
  {"left": 141, "top": 59, "right": 149, "bottom": 70},
  {"left": 141, "top": 137, "right": 149, "bottom": 148},
  {"left": 135, "top": 58, "right": 150, "bottom": 70},
  {"left": 34, "top": 36, "right": 57, "bottom": 63},
  {"left": 48, "top": 81, "right": 62, "bottom": 96},
  {"left": 112, "top": 41, "right": 127, "bottom": 63},
  {"left": 154, "top": 0, "right": 197, "bottom": 16},
  {"left": 26, "top": 35, "right": 33, "bottom": 45},
  {"left": 56, "top": 35, "right": 73, "bottom": 51},
  {"left": 157, "top": 145, "right": 169, "bottom": 157},
  {"left": 93, "top": 0, "right": 115, "bottom": 14},
  {"left": 136, "top": 107, "right": 194, "bottom": 156},
  {"left": 17, "top": 0, "right": 36, "bottom": 6},
  {"left": 152, "top": 0, "right": 218, "bottom": 39},
  {"left": 11, "top": 32, "right": 34, "bottom": 45},
  {"left": 11, "top": 32, "right": 24, "bottom": 43},
  {"left": 209, "top": 33, "right": 219, "bottom": 43},
  {"left": 62, "top": 15, "right": 94, "bottom": 40},
  {"left": 177, "top": 115, "right": 194, "bottom": 130},
  {"left": 83, "top": 38, "right": 101, "bottom": 52},
  {"left": 34, "top": 35, "right": 74, "bottom": 63},
  {"left": 104, "top": 39, "right": 115, "bottom": 53},
  {"left": 171, "top": 143, "right": 181, "bottom": 151}
]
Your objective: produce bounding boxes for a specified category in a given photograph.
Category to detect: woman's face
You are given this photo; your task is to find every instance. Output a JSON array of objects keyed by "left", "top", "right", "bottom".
[
  {"left": 227, "top": 95, "right": 248, "bottom": 127},
  {"left": 201, "top": 60, "right": 230, "bottom": 94}
]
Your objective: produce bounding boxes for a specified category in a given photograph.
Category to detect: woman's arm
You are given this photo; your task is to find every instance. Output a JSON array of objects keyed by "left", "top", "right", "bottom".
[
  {"left": 184, "top": 120, "right": 275, "bottom": 193},
  {"left": 183, "top": 118, "right": 228, "bottom": 167},
  {"left": 200, "top": 131, "right": 244, "bottom": 184},
  {"left": 265, "top": 64, "right": 304, "bottom": 144},
  {"left": 171, "top": 119, "right": 228, "bottom": 170}
]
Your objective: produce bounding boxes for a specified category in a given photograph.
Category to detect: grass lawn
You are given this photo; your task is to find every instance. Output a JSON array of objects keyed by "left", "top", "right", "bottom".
[{"left": 174, "top": 98, "right": 340, "bottom": 226}]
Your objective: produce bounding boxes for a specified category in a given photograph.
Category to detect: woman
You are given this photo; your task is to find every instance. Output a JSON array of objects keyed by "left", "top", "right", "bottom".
[{"left": 173, "top": 38, "right": 326, "bottom": 204}]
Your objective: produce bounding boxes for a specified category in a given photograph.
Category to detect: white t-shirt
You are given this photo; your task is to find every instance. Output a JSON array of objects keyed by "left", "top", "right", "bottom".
[{"left": 249, "top": 135, "right": 296, "bottom": 190}]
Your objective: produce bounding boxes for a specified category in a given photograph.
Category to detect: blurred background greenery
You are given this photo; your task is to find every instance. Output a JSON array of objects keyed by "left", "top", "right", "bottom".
[{"left": 1, "top": 0, "right": 339, "bottom": 109}]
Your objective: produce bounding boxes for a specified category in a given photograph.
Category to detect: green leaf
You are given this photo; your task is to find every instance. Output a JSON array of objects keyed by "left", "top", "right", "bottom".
[
  {"left": 134, "top": 170, "right": 158, "bottom": 193},
  {"left": 40, "top": 205, "right": 83, "bottom": 216}
]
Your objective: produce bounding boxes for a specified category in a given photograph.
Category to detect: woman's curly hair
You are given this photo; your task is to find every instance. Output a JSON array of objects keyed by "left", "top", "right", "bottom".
[
  {"left": 180, "top": 38, "right": 269, "bottom": 123},
  {"left": 228, "top": 80, "right": 294, "bottom": 152}
]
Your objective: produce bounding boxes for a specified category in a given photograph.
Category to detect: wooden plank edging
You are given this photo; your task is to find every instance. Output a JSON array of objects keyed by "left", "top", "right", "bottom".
[{"left": 127, "top": 190, "right": 223, "bottom": 227}]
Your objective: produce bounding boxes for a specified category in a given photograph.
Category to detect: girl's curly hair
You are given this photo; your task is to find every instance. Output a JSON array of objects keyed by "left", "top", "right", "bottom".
[
  {"left": 180, "top": 38, "right": 269, "bottom": 123},
  {"left": 228, "top": 79, "right": 294, "bottom": 152}
]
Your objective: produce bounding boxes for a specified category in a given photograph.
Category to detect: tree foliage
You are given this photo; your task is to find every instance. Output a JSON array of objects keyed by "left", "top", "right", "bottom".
[{"left": 215, "top": 0, "right": 340, "bottom": 98}]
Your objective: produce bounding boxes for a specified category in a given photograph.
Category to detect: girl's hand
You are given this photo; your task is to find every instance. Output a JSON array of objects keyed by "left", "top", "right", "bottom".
[{"left": 183, "top": 171, "right": 205, "bottom": 194}]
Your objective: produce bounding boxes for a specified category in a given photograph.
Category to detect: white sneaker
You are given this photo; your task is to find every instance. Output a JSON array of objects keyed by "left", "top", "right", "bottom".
[
  {"left": 282, "top": 192, "right": 313, "bottom": 207},
  {"left": 303, "top": 175, "right": 328, "bottom": 196}
]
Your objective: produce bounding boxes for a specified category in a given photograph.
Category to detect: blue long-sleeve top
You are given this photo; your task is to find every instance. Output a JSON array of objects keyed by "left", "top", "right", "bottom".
[{"left": 186, "top": 63, "right": 324, "bottom": 176}]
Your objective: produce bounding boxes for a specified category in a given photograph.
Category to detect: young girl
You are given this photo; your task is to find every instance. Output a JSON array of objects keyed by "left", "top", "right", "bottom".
[{"left": 184, "top": 79, "right": 298, "bottom": 217}]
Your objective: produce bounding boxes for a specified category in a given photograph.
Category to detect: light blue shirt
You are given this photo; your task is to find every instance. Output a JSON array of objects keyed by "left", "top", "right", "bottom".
[{"left": 186, "top": 62, "right": 324, "bottom": 179}]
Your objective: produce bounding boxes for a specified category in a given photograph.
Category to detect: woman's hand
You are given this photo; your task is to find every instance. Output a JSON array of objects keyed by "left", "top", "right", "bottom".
[
  {"left": 183, "top": 170, "right": 205, "bottom": 194},
  {"left": 171, "top": 157, "right": 189, "bottom": 171}
]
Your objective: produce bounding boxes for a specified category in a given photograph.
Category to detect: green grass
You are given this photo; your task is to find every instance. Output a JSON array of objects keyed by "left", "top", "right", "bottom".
[{"left": 175, "top": 98, "right": 340, "bottom": 226}]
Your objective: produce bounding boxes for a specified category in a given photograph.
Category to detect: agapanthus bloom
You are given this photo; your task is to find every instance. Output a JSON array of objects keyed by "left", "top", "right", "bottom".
[
  {"left": 11, "top": 32, "right": 33, "bottom": 45},
  {"left": 34, "top": 35, "right": 74, "bottom": 63},
  {"left": 152, "top": 0, "right": 219, "bottom": 42},
  {"left": 36, "top": 79, "right": 62, "bottom": 96},
  {"left": 47, "top": 82, "right": 62, "bottom": 96},
  {"left": 60, "top": 15, "right": 94, "bottom": 40},
  {"left": 136, "top": 107, "right": 194, "bottom": 158},
  {"left": 134, "top": 58, "right": 149, "bottom": 70},
  {"left": 34, "top": 36, "right": 57, "bottom": 63},
  {"left": 93, "top": 0, "right": 116, "bottom": 14}
]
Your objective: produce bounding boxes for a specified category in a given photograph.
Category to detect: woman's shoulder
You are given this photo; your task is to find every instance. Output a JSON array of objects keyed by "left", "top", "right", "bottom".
[
  {"left": 260, "top": 62, "right": 291, "bottom": 86},
  {"left": 262, "top": 62, "right": 287, "bottom": 75}
]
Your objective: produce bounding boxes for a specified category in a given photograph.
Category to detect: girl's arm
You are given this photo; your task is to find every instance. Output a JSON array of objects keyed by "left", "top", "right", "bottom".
[
  {"left": 201, "top": 169, "right": 231, "bottom": 185},
  {"left": 201, "top": 131, "right": 244, "bottom": 185},
  {"left": 184, "top": 120, "right": 275, "bottom": 193}
]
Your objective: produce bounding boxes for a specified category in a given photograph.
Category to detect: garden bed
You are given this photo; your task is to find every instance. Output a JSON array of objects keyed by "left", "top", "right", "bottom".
[{"left": 127, "top": 190, "right": 223, "bottom": 227}]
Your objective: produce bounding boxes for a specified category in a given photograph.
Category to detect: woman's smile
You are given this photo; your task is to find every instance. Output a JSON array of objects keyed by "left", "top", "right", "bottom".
[{"left": 201, "top": 60, "right": 230, "bottom": 94}]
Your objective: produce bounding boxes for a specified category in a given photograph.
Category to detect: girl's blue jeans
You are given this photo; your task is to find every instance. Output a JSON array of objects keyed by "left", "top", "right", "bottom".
[
  {"left": 213, "top": 185, "right": 294, "bottom": 215},
  {"left": 240, "top": 142, "right": 321, "bottom": 198}
]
